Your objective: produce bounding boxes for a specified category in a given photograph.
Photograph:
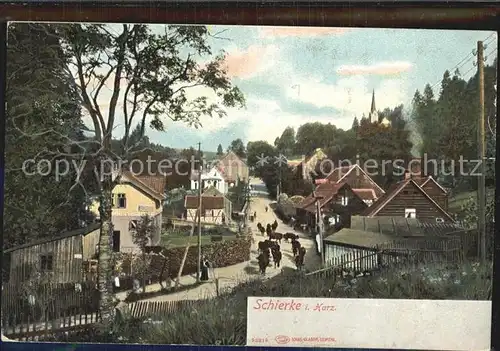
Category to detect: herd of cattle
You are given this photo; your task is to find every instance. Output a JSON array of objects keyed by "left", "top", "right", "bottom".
[{"left": 256, "top": 220, "right": 307, "bottom": 275}]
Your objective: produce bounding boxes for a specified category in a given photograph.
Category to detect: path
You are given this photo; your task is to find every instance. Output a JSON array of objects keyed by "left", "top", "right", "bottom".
[{"left": 119, "top": 178, "right": 321, "bottom": 302}]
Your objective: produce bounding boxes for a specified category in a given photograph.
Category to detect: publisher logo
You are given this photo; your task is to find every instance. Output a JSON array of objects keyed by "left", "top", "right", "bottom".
[{"left": 275, "top": 335, "right": 290, "bottom": 344}]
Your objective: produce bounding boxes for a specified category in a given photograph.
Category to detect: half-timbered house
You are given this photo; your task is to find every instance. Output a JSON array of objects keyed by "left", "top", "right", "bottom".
[
  {"left": 184, "top": 187, "right": 232, "bottom": 224},
  {"left": 3, "top": 223, "right": 101, "bottom": 285}
]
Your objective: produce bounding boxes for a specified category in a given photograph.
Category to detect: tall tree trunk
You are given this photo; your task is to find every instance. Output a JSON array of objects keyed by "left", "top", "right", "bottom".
[
  {"left": 175, "top": 210, "right": 199, "bottom": 288},
  {"left": 97, "top": 174, "right": 116, "bottom": 326}
]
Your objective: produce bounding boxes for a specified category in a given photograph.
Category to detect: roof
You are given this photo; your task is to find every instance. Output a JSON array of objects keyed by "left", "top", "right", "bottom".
[
  {"left": 420, "top": 176, "right": 448, "bottom": 194},
  {"left": 202, "top": 186, "right": 224, "bottom": 197},
  {"left": 122, "top": 171, "right": 166, "bottom": 201},
  {"left": 184, "top": 195, "right": 225, "bottom": 210},
  {"left": 326, "top": 164, "right": 385, "bottom": 195},
  {"left": 324, "top": 228, "right": 394, "bottom": 250},
  {"left": 297, "top": 182, "right": 346, "bottom": 212},
  {"left": 352, "top": 188, "right": 377, "bottom": 201},
  {"left": 350, "top": 216, "right": 465, "bottom": 237},
  {"left": 4, "top": 223, "right": 101, "bottom": 253},
  {"left": 217, "top": 151, "right": 248, "bottom": 182},
  {"left": 361, "top": 178, "right": 454, "bottom": 221}
]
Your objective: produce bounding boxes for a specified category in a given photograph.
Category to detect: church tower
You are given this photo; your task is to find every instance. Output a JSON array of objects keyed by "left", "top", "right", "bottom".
[{"left": 368, "top": 89, "right": 378, "bottom": 123}]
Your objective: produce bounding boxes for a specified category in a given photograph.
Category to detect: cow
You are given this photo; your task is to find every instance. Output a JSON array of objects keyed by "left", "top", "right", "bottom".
[
  {"left": 283, "top": 232, "right": 297, "bottom": 242},
  {"left": 295, "top": 247, "right": 306, "bottom": 270},
  {"left": 291, "top": 239, "right": 301, "bottom": 257},
  {"left": 257, "top": 253, "right": 270, "bottom": 275},
  {"left": 258, "top": 240, "right": 274, "bottom": 253},
  {"left": 271, "top": 220, "right": 278, "bottom": 232},
  {"left": 271, "top": 248, "right": 282, "bottom": 268},
  {"left": 273, "top": 232, "right": 283, "bottom": 244}
]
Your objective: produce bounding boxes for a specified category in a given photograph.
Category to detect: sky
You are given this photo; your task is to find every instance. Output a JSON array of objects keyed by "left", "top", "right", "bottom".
[{"left": 85, "top": 25, "right": 498, "bottom": 152}]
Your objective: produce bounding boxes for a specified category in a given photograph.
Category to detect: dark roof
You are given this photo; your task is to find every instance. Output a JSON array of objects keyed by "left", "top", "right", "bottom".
[
  {"left": 324, "top": 228, "right": 394, "bottom": 250},
  {"left": 4, "top": 223, "right": 101, "bottom": 253},
  {"left": 350, "top": 216, "right": 464, "bottom": 237},
  {"left": 352, "top": 188, "right": 377, "bottom": 200},
  {"left": 184, "top": 195, "right": 224, "bottom": 210},
  {"left": 122, "top": 171, "right": 166, "bottom": 200},
  {"left": 361, "top": 178, "right": 454, "bottom": 221},
  {"left": 326, "top": 164, "right": 385, "bottom": 195}
]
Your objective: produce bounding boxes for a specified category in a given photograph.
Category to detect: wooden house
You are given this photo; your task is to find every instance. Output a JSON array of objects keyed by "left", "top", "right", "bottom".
[
  {"left": 288, "top": 148, "right": 328, "bottom": 181},
  {"left": 361, "top": 177, "right": 454, "bottom": 223},
  {"left": 216, "top": 151, "right": 249, "bottom": 187},
  {"left": 89, "top": 171, "right": 166, "bottom": 252},
  {"left": 325, "top": 164, "right": 385, "bottom": 199},
  {"left": 184, "top": 187, "right": 232, "bottom": 224},
  {"left": 413, "top": 175, "right": 449, "bottom": 211},
  {"left": 296, "top": 182, "right": 368, "bottom": 229},
  {"left": 3, "top": 223, "right": 101, "bottom": 285}
]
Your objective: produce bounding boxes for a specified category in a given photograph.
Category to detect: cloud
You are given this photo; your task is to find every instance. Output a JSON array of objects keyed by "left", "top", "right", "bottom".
[
  {"left": 284, "top": 75, "right": 408, "bottom": 119},
  {"left": 260, "top": 26, "right": 349, "bottom": 38},
  {"left": 336, "top": 61, "right": 413, "bottom": 76},
  {"left": 223, "top": 44, "right": 280, "bottom": 79}
]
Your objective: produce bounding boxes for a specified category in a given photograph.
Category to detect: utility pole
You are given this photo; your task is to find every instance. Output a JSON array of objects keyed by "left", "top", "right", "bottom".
[
  {"left": 278, "top": 164, "right": 282, "bottom": 198},
  {"left": 314, "top": 193, "right": 325, "bottom": 267},
  {"left": 196, "top": 142, "right": 203, "bottom": 282},
  {"left": 477, "top": 41, "right": 486, "bottom": 262}
]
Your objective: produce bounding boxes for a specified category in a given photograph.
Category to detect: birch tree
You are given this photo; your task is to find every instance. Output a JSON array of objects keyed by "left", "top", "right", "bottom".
[{"left": 55, "top": 23, "right": 245, "bottom": 324}]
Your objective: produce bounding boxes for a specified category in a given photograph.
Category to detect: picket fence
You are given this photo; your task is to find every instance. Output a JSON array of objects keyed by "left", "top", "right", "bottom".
[
  {"left": 127, "top": 300, "right": 206, "bottom": 319},
  {"left": 2, "top": 281, "right": 100, "bottom": 341}
]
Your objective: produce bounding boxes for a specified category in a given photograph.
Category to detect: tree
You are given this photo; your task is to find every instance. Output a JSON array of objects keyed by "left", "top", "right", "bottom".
[
  {"left": 246, "top": 141, "right": 277, "bottom": 176},
  {"left": 131, "top": 214, "right": 157, "bottom": 291},
  {"left": 4, "top": 23, "right": 93, "bottom": 251},
  {"left": 52, "top": 23, "right": 244, "bottom": 324},
  {"left": 275, "top": 127, "right": 296, "bottom": 156},
  {"left": 351, "top": 117, "right": 360, "bottom": 131},
  {"left": 294, "top": 122, "right": 338, "bottom": 155},
  {"left": 216, "top": 144, "right": 224, "bottom": 156},
  {"left": 228, "top": 138, "right": 246, "bottom": 158}
]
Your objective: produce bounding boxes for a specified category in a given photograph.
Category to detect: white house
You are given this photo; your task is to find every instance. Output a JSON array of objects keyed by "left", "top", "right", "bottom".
[{"left": 190, "top": 166, "right": 227, "bottom": 194}]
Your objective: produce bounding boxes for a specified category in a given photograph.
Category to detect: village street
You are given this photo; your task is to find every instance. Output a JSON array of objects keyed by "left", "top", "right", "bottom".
[{"left": 126, "top": 179, "right": 321, "bottom": 303}]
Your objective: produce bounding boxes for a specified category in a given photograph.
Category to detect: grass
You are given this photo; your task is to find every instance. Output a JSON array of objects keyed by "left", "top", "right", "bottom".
[{"left": 58, "top": 260, "right": 492, "bottom": 345}]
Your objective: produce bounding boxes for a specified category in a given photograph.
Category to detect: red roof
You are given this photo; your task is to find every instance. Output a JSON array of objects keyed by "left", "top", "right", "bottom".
[
  {"left": 297, "top": 182, "right": 346, "bottom": 212},
  {"left": 184, "top": 195, "right": 225, "bottom": 210}
]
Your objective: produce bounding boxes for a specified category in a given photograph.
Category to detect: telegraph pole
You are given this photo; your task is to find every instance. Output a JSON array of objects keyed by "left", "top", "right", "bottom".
[
  {"left": 314, "top": 193, "right": 325, "bottom": 267},
  {"left": 196, "top": 142, "right": 203, "bottom": 282},
  {"left": 477, "top": 41, "right": 486, "bottom": 262}
]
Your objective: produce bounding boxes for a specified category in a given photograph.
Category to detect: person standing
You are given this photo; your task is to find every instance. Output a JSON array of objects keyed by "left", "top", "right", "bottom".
[{"left": 200, "top": 256, "right": 209, "bottom": 281}]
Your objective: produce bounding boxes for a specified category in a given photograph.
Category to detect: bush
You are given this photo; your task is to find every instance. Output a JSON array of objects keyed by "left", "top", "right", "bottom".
[{"left": 91, "top": 261, "right": 492, "bottom": 345}]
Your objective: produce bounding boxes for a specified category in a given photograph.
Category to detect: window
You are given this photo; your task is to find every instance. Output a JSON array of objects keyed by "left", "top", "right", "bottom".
[
  {"left": 436, "top": 217, "right": 444, "bottom": 224},
  {"left": 116, "top": 194, "right": 126, "bottom": 208},
  {"left": 405, "top": 208, "right": 416, "bottom": 218},
  {"left": 194, "top": 181, "right": 198, "bottom": 189},
  {"left": 341, "top": 196, "right": 348, "bottom": 206},
  {"left": 40, "top": 254, "right": 54, "bottom": 271}
]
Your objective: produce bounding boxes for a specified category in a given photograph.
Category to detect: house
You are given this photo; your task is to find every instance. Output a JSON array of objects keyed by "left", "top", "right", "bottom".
[
  {"left": 89, "top": 171, "right": 166, "bottom": 252},
  {"left": 296, "top": 182, "right": 368, "bottom": 229},
  {"left": 361, "top": 177, "right": 454, "bottom": 223},
  {"left": 3, "top": 223, "right": 101, "bottom": 284},
  {"left": 325, "top": 164, "right": 385, "bottom": 199},
  {"left": 216, "top": 151, "right": 249, "bottom": 187},
  {"left": 289, "top": 148, "right": 328, "bottom": 181},
  {"left": 404, "top": 158, "right": 448, "bottom": 210},
  {"left": 184, "top": 187, "right": 232, "bottom": 224},
  {"left": 190, "top": 165, "right": 227, "bottom": 194}
]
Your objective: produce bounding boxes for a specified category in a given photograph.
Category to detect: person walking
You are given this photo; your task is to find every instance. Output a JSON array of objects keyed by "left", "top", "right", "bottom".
[{"left": 200, "top": 256, "right": 210, "bottom": 281}]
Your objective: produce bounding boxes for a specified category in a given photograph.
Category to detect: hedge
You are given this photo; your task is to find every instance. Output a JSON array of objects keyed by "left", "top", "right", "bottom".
[{"left": 116, "top": 237, "right": 252, "bottom": 281}]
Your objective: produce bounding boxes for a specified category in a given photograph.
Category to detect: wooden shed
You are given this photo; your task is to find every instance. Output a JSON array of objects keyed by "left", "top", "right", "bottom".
[{"left": 3, "top": 223, "right": 101, "bottom": 285}]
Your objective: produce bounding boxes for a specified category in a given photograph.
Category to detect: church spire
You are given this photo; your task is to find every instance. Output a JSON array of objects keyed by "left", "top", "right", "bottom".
[{"left": 370, "top": 89, "right": 376, "bottom": 114}]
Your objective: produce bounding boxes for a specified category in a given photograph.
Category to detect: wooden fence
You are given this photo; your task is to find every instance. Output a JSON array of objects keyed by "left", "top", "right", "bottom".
[
  {"left": 127, "top": 300, "right": 206, "bottom": 319},
  {"left": 2, "top": 281, "right": 100, "bottom": 341},
  {"left": 309, "top": 236, "right": 466, "bottom": 279}
]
